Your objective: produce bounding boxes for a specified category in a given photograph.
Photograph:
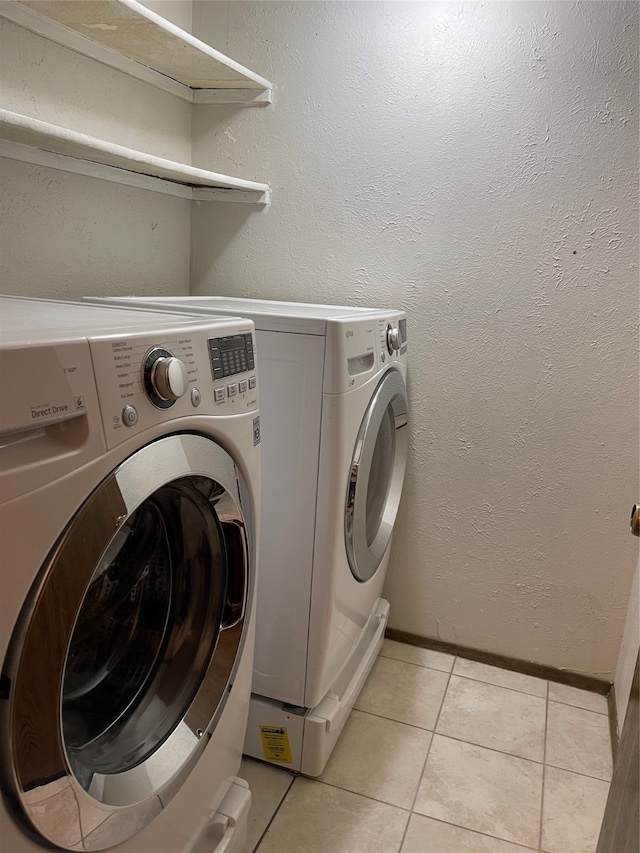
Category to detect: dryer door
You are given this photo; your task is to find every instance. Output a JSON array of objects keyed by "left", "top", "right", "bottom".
[
  {"left": 3, "top": 434, "right": 253, "bottom": 851},
  {"left": 345, "top": 368, "right": 408, "bottom": 582}
]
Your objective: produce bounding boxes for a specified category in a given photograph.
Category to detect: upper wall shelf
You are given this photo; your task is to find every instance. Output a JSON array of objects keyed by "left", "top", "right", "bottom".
[
  {"left": 0, "top": 0, "right": 273, "bottom": 104},
  {"left": 0, "top": 109, "right": 271, "bottom": 204}
]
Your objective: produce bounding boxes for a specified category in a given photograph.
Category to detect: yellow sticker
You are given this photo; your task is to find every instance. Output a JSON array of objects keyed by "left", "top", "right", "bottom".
[{"left": 259, "top": 725, "right": 292, "bottom": 763}]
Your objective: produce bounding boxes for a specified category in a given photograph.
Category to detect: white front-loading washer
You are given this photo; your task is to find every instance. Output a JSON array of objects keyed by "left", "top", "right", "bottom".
[
  {"left": 0, "top": 297, "right": 261, "bottom": 852},
  {"left": 85, "top": 296, "right": 408, "bottom": 776}
]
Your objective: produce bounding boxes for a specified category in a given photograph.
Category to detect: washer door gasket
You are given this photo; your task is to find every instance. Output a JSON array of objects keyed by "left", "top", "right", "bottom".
[{"left": 1, "top": 433, "right": 254, "bottom": 851}]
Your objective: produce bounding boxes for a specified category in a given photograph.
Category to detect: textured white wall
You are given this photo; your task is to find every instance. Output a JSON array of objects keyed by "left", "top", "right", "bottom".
[
  {"left": 0, "top": 18, "right": 192, "bottom": 299},
  {"left": 191, "top": 1, "right": 639, "bottom": 677},
  {"left": 138, "top": 0, "right": 192, "bottom": 33}
]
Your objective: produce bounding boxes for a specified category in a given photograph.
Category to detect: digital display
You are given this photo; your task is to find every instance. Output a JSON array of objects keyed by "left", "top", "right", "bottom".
[
  {"left": 208, "top": 333, "right": 255, "bottom": 381},
  {"left": 220, "top": 335, "right": 246, "bottom": 352}
]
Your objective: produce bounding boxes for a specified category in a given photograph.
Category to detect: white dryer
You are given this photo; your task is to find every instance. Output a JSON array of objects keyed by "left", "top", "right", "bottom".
[
  {"left": 0, "top": 297, "right": 261, "bottom": 852},
  {"left": 86, "top": 296, "right": 408, "bottom": 776}
]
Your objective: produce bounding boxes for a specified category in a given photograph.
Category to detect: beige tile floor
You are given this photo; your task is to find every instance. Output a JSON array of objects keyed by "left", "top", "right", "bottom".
[{"left": 241, "top": 640, "right": 612, "bottom": 853}]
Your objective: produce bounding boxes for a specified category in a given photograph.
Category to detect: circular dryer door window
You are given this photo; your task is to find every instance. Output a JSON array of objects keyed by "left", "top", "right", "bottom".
[
  {"left": 345, "top": 368, "right": 409, "bottom": 582},
  {"left": 3, "top": 434, "right": 253, "bottom": 851}
]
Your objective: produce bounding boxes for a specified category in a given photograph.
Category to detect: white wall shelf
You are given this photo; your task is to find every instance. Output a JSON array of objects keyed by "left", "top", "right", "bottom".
[
  {"left": 0, "top": 0, "right": 273, "bottom": 104},
  {"left": 0, "top": 110, "right": 271, "bottom": 204}
]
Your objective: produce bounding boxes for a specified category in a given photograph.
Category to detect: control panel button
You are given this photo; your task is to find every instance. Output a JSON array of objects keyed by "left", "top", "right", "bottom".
[
  {"left": 122, "top": 405, "right": 138, "bottom": 427},
  {"left": 214, "top": 387, "right": 225, "bottom": 403},
  {"left": 248, "top": 376, "right": 257, "bottom": 390},
  {"left": 239, "top": 379, "right": 248, "bottom": 394},
  {"left": 227, "top": 383, "right": 238, "bottom": 397},
  {"left": 191, "top": 388, "right": 201, "bottom": 407}
]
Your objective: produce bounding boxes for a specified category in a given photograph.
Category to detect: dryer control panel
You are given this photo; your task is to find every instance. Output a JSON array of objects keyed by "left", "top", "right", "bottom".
[
  {"left": 323, "top": 311, "right": 407, "bottom": 394},
  {"left": 385, "top": 317, "right": 407, "bottom": 356}
]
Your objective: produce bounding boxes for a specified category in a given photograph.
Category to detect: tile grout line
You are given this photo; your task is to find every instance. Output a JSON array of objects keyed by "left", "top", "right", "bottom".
[
  {"left": 351, "top": 706, "right": 438, "bottom": 733},
  {"left": 537, "top": 679, "right": 549, "bottom": 853},
  {"left": 293, "top": 779, "right": 554, "bottom": 851},
  {"left": 377, "top": 651, "right": 455, "bottom": 676},
  {"left": 396, "top": 655, "right": 457, "bottom": 852},
  {"left": 251, "top": 772, "right": 296, "bottom": 853},
  {"left": 427, "top": 731, "right": 545, "bottom": 766},
  {"left": 385, "top": 636, "right": 611, "bottom": 696},
  {"left": 351, "top": 706, "right": 436, "bottom": 733},
  {"left": 381, "top": 650, "right": 608, "bottom": 713},
  {"left": 380, "top": 654, "right": 552, "bottom": 700},
  {"left": 412, "top": 815, "right": 540, "bottom": 852},
  {"left": 305, "top": 776, "right": 412, "bottom": 812},
  {"left": 379, "top": 651, "right": 453, "bottom": 669},
  {"left": 353, "top": 706, "right": 548, "bottom": 767},
  {"left": 450, "top": 672, "right": 552, "bottom": 700},
  {"left": 547, "top": 697, "right": 609, "bottom": 718},
  {"left": 543, "top": 760, "right": 613, "bottom": 784}
]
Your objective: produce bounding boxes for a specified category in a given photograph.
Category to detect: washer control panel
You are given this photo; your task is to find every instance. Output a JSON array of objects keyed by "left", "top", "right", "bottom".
[{"left": 89, "top": 320, "right": 258, "bottom": 450}]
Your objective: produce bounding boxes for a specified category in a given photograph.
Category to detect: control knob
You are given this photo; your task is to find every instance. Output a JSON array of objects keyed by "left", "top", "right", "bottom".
[
  {"left": 153, "top": 357, "right": 188, "bottom": 400},
  {"left": 144, "top": 347, "right": 189, "bottom": 408},
  {"left": 386, "top": 324, "right": 402, "bottom": 355}
]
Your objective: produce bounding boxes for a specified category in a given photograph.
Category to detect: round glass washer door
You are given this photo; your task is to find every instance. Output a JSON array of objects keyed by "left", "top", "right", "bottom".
[
  {"left": 345, "top": 368, "right": 408, "bottom": 582},
  {"left": 3, "top": 434, "right": 253, "bottom": 851}
]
